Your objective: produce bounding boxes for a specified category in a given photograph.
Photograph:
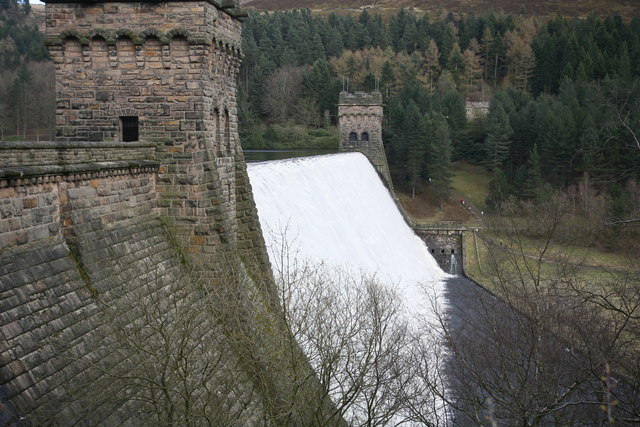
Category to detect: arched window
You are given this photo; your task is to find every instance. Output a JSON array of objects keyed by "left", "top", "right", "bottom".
[
  {"left": 361, "top": 132, "right": 369, "bottom": 141},
  {"left": 349, "top": 131, "right": 358, "bottom": 142}
]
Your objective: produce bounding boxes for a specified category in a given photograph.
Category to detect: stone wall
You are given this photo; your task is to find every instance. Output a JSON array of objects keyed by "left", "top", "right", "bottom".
[
  {"left": 43, "top": 0, "right": 262, "bottom": 270},
  {"left": 415, "top": 230, "right": 463, "bottom": 275},
  {"left": 338, "top": 91, "right": 393, "bottom": 190},
  {"left": 0, "top": 0, "right": 322, "bottom": 422},
  {"left": 0, "top": 141, "right": 156, "bottom": 168},
  {"left": 0, "top": 143, "right": 275, "bottom": 423}
]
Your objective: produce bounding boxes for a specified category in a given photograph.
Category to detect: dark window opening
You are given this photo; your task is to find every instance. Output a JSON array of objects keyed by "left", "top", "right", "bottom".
[
  {"left": 361, "top": 132, "right": 369, "bottom": 141},
  {"left": 441, "top": 249, "right": 445, "bottom": 254},
  {"left": 430, "top": 249, "right": 435, "bottom": 253},
  {"left": 349, "top": 131, "right": 358, "bottom": 142},
  {"left": 451, "top": 249, "right": 455, "bottom": 254},
  {"left": 224, "top": 109, "right": 230, "bottom": 152},
  {"left": 121, "top": 116, "right": 139, "bottom": 142}
]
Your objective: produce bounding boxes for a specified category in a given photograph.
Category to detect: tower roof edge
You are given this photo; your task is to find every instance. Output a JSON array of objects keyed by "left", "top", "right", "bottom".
[{"left": 42, "top": 0, "right": 248, "bottom": 20}]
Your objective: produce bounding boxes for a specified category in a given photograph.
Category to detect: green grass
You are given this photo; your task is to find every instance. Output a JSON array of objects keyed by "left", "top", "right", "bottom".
[
  {"left": 462, "top": 226, "right": 637, "bottom": 294},
  {"left": 450, "top": 161, "right": 491, "bottom": 211}
]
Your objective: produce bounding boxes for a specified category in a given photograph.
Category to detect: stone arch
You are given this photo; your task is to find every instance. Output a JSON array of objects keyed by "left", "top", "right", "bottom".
[
  {"left": 349, "top": 131, "right": 358, "bottom": 142},
  {"left": 90, "top": 36, "right": 108, "bottom": 69},
  {"left": 89, "top": 29, "right": 114, "bottom": 44},
  {"left": 116, "top": 36, "right": 135, "bottom": 62},
  {"left": 63, "top": 37, "right": 83, "bottom": 62},
  {"left": 115, "top": 29, "right": 141, "bottom": 45},
  {"left": 361, "top": 131, "right": 369, "bottom": 142},
  {"left": 143, "top": 36, "right": 162, "bottom": 69},
  {"left": 167, "top": 28, "right": 192, "bottom": 43}
]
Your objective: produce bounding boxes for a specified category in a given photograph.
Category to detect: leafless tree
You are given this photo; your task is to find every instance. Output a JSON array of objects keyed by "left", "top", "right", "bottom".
[
  {"left": 267, "top": 227, "right": 448, "bottom": 426},
  {"left": 261, "top": 65, "right": 307, "bottom": 123},
  {"left": 40, "top": 260, "right": 265, "bottom": 425},
  {"left": 430, "top": 194, "right": 640, "bottom": 425}
]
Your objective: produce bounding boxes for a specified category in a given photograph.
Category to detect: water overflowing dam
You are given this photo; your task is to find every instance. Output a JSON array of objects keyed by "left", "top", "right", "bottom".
[
  {"left": 247, "top": 153, "right": 640, "bottom": 425},
  {"left": 247, "top": 152, "right": 448, "bottom": 313},
  {"left": 248, "top": 152, "right": 451, "bottom": 423}
]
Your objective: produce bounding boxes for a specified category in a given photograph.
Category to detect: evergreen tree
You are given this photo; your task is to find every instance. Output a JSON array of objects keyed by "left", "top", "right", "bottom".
[
  {"left": 535, "top": 99, "right": 574, "bottom": 186},
  {"left": 485, "top": 169, "right": 512, "bottom": 210},
  {"left": 523, "top": 144, "right": 547, "bottom": 203},
  {"left": 426, "top": 112, "right": 453, "bottom": 207},
  {"left": 302, "top": 58, "right": 337, "bottom": 120},
  {"left": 403, "top": 101, "right": 426, "bottom": 198},
  {"left": 483, "top": 102, "right": 512, "bottom": 171},
  {"left": 380, "top": 60, "right": 395, "bottom": 99}
]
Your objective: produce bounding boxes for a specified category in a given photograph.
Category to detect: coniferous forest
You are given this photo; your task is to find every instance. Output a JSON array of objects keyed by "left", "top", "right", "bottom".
[
  {"left": 2, "top": 1, "right": 640, "bottom": 236},
  {"left": 239, "top": 8, "right": 640, "bottom": 232},
  {"left": 0, "top": 0, "right": 54, "bottom": 141}
]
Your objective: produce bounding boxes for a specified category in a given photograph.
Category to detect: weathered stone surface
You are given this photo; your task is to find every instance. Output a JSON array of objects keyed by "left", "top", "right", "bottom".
[
  {"left": 415, "top": 230, "right": 464, "bottom": 274},
  {"left": 0, "top": 0, "right": 294, "bottom": 423},
  {"left": 338, "top": 91, "right": 393, "bottom": 190}
]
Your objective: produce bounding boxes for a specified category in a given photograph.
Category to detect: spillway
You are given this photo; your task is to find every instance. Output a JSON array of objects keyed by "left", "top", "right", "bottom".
[
  {"left": 247, "top": 152, "right": 448, "bottom": 315},
  {"left": 248, "top": 152, "right": 450, "bottom": 423}
]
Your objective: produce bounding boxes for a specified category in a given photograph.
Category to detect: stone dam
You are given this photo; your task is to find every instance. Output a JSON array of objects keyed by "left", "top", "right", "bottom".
[{"left": 0, "top": 0, "right": 335, "bottom": 424}]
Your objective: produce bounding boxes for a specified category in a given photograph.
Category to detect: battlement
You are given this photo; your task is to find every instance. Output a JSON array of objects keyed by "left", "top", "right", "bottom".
[{"left": 338, "top": 90, "right": 383, "bottom": 107}]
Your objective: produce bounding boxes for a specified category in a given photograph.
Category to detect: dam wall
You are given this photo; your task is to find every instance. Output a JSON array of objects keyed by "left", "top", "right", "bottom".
[
  {"left": 0, "top": 0, "right": 327, "bottom": 422},
  {"left": 0, "top": 142, "right": 270, "bottom": 423}
]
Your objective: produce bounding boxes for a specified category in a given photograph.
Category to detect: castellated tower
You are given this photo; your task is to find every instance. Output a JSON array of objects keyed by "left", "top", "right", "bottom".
[
  {"left": 45, "top": 0, "right": 266, "bottom": 267},
  {"left": 0, "top": 0, "right": 329, "bottom": 422},
  {"left": 338, "top": 91, "right": 393, "bottom": 190}
]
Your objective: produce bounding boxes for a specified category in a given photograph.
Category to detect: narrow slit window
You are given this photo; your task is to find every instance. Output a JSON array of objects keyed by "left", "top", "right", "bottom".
[{"left": 121, "top": 116, "right": 139, "bottom": 142}]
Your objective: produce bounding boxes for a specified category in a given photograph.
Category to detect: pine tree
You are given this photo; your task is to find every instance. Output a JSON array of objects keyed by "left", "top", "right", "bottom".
[
  {"left": 403, "top": 102, "right": 426, "bottom": 199},
  {"left": 426, "top": 112, "right": 453, "bottom": 208},
  {"left": 483, "top": 102, "right": 512, "bottom": 171},
  {"left": 523, "top": 144, "right": 546, "bottom": 203},
  {"left": 425, "top": 39, "right": 440, "bottom": 90},
  {"left": 380, "top": 60, "right": 395, "bottom": 99}
]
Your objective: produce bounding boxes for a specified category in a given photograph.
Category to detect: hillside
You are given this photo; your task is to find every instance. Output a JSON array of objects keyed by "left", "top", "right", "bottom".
[{"left": 244, "top": 0, "right": 640, "bottom": 18}]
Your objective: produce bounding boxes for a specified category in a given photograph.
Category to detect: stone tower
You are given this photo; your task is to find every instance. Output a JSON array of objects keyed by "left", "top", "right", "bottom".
[
  {"left": 44, "top": 0, "right": 267, "bottom": 268},
  {"left": 338, "top": 90, "right": 393, "bottom": 189}
]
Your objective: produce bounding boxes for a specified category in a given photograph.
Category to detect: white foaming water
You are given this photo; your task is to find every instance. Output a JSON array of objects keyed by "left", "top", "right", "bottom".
[
  {"left": 248, "top": 152, "right": 451, "bottom": 424},
  {"left": 247, "top": 152, "right": 448, "bottom": 314}
]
